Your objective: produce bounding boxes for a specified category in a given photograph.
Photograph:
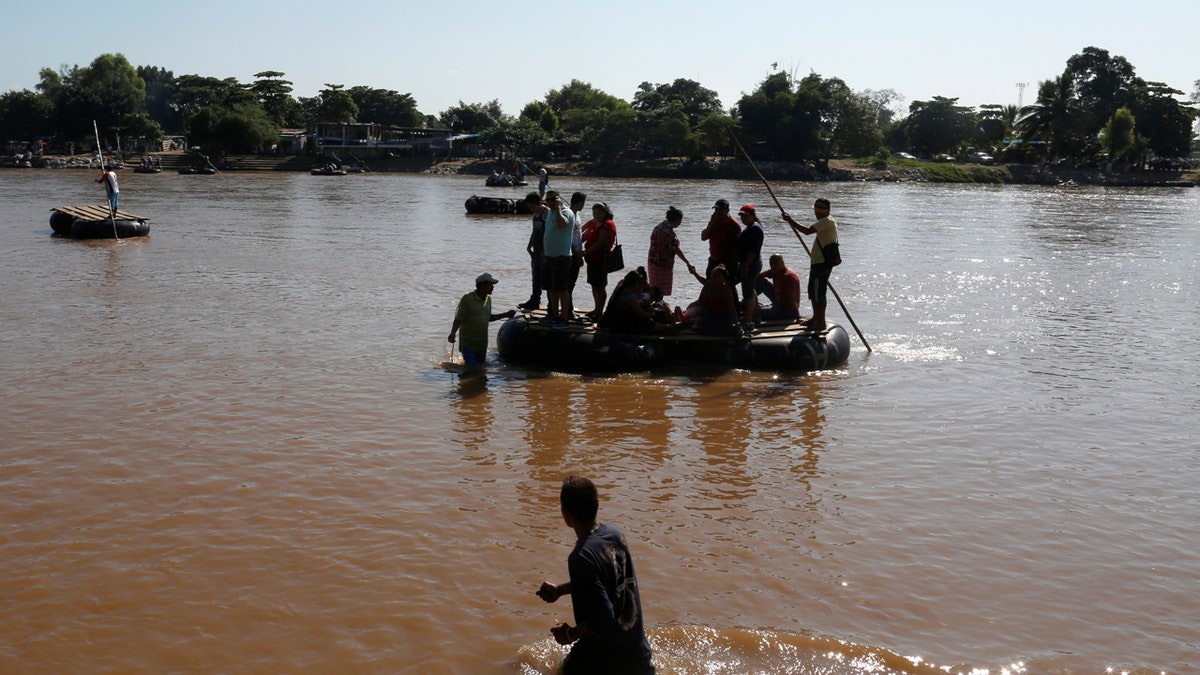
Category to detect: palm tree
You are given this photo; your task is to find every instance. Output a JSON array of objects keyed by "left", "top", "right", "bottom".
[{"left": 1016, "top": 75, "right": 1090, "bottom": 163}]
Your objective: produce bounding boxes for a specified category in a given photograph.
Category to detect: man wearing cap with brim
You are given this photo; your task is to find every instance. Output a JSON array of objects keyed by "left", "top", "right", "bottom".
[
  {"left": 448, "top": 273, "right": 516, "bottom": 366},
  {"left": 700, "top": 199, "right": 742, "bottom": 304},
  {"left": 735, "top": 203, "right": 765, "bottom": 326}
]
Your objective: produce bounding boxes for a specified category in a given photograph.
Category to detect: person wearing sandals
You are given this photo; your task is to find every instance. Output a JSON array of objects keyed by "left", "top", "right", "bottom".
[{"left": 781, "top": 198, "right": 838, "bottom": 331}]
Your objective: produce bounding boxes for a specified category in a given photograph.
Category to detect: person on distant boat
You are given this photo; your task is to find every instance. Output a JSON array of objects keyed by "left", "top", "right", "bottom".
[
  {"left": 538, "top": 167, "right": 549, "bottom": 197},
  {"left": 96, "top": 166, "right": 119, "bottom": 213},
  {"left": 735, "top": 204, "right": 765, "bottom": 326},
  {"left": 581, "top": 202, "right": 617, "bottom": 322},
  {"left": 567, "top": 191, "right": 588, "bottom": 319},
  {"left": 542, "top": 190, "right": 576, "bottom": 328},
  {"left": 448, "top": 272, "right": 516, "bottom": 366},
  {"left": 520, "top": 192, "right": 548, "bottom": 311},
  {"left": 646, "top": 206, "right": 692, "bottom": 296},
  {"left": 781, "top": 198, "right": 839, "bottom": 331},
  {"left": 755, "top": 254, "right": 802, "bottom": 321},
  {"left": 700, "top": 199, "right": 741, "bottom": 307},
  {"left": 536, "top": 475, "right": 655, "bottom": 675}
]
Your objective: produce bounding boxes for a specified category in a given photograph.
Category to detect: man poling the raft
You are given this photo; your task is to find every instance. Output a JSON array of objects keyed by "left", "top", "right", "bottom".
[{"left": 726, "top": 129, "right": 871, "bottom": 352}]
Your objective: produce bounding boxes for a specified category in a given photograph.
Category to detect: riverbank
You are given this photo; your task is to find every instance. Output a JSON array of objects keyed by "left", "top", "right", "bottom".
[
  {"left": 431, "top": 155, "right": 1197, "bottom": 187},
  {"left": 8, "top": 151, "right": 1196, "bottom": 186}
]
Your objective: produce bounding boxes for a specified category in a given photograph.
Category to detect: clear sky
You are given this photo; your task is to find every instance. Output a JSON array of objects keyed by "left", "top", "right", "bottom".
[{"left": 4, "top": 0, "right": 1195, "bottom": 118}]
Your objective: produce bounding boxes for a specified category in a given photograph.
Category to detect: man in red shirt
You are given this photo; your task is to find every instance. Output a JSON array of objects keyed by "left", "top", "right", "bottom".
[
  {"left": 756, "top": 254, "right": 802, "bottom": 321},
  {"left": 700, "top": 199, "right": 741, "bottom": 302}
]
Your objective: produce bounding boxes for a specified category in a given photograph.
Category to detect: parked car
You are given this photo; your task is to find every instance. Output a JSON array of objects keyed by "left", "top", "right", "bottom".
[
  {"left": 891, "top": 152, "right": 917, "bottom": 161},
  {"left": 1148, "top": 157, "right": 1193, "bottom": 170},
  {"left": 934, "top": 153, "right": 957, "bottom": 162},
  {"left": 967, "top": 151, "right": 994, "bottom": 165}
]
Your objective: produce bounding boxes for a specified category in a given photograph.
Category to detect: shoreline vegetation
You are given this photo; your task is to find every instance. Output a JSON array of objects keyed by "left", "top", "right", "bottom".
[{"left": 7, "top": 152, "right": 1197, "bottom": 187}]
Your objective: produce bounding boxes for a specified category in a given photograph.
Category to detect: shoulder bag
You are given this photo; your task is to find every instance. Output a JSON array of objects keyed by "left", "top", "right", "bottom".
[
  {"left": 817, "top": 238, "right": 841, "bottom": 267},
  {"left": 604, "top": 226, "right": 624, "bottom": 273}
]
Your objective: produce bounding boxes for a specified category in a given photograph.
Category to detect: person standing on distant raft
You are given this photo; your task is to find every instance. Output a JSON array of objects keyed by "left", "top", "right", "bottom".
[
  {"left": 448, "top": 273, "right": 516, "bottom": 366},
  {"left": 96, "top": 166, "right": 119, "bottom": 213},
  {"left": 538, "top": 167, "right": 550, "bottom": 198},
  {"left": 536, "top": 475, "right": 655, "bottom": 675},
  {"left": 781, "top": 197, "right": 839, "bottom": 331}
]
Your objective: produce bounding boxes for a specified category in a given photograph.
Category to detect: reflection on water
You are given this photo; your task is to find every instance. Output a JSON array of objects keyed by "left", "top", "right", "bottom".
[{"left": 2, "top": 172, "right": 1198, "bottom": 673}]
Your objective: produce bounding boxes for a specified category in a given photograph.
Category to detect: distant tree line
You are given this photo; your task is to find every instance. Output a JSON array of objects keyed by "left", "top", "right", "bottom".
[{"left": 1, "top": 47, "right": 1196, "bottom": 166}]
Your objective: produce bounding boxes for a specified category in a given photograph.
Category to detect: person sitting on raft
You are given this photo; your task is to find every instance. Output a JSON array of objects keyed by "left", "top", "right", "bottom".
[
  {"left": 598, "top": 267, "right": 676, "bottom": 334},
  {"left": 676, "top": 264, "right": 740, "bottom": 336}
]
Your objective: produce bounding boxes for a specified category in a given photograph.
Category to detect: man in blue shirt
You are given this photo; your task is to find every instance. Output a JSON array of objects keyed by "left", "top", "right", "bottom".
[{"left": 537, "top": 476, "right": 654, "bottom": 675}]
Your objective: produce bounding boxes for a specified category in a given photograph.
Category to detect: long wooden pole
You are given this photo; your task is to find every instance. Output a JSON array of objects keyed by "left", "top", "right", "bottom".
[
  {"left": 94, "top": 120, "right": 120, "bottom": 240},
  {"left": 727, "top": 129, "right": 871, "bottom": 352}
]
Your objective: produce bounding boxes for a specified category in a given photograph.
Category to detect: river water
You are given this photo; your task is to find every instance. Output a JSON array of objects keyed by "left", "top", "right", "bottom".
[{"left": 1, "top": 169, "right": 1197, "bottom": 674}]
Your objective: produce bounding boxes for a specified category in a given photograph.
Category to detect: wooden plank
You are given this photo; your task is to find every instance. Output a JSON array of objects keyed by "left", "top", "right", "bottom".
[{"left": 50, "top": 205, "right": 147, "bottom": 222}]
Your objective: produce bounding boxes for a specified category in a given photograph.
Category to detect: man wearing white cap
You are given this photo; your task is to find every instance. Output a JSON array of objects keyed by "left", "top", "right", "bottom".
[{"left": 448, "top": 273, "right": 516, "bottom": 366}]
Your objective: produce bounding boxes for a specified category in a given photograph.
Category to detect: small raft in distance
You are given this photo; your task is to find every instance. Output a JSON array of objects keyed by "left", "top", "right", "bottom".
[
  {"left": 465, "top": 195, "right": 532, "bottom": 215},
  {"left": 497, "top": 311, "right": 851, "bottom": 373},
  {"left": 49, "top": 205, "right": 150, "bottom": 239}
]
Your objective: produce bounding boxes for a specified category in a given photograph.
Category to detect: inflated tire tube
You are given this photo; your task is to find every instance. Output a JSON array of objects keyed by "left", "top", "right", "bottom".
[{"left": 70, "top": 218, "right": 150, "bottom": 239}]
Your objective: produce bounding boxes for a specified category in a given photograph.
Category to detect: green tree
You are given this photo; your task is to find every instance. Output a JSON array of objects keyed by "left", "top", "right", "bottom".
[
  {"left": 544, "top": 80, "right": 626, "bottom": 122},
  {"left": 172, "top": 75, "right": 252, "bottom": 118},
  {"left": 640, "top": 105, "right": 696, "bottom": 158},
  {"left": 1064, "top": 47, "right": 1140, "bottom": 139},
  {"left": 632, "top": 78, "right": 722, "bottom": 128},
  {"left": 0, "top": 89, "right": 55, "bottom": 141},
  {"left": 55, "top": 53, "right": 146, "bottom": 142},
  {"left": 36, "top": 67, "right": 64, "bottom": 100},
  {"left": 520, "top": 101, "right": 558, "bottom": 133},
  {"left": 439, "top": 99, "right": 505, "bottom": 132},
  {"left": 1130, "top": 82, "right": 1195, "bottom": 159},
  {"left": 488, "top": 117, "right": 552, "bottom": 158},
  {"left": 138, "top": 65, "right": 179, "bottom": 132},
  {"left": 1098, "top": 106, "right": 1136, "bottom": 170},
  {"left": 821, "top": 79, "right": 883, "bottom": 157},
  {"left": 315, "top": 84, "right": 358, "bottom": 123},
  {"left": 295, "top": 96, "right": 321, "bottom": 128},
  {"left": 584, "top": 106, "right": 638, "bottom": 162},
  {"left": 975, "top": 104, "right": 1012, "bottom": 148},
  {"left": 902, "top": 96, "right": 975, "bottom": 156},
  {"left": 738, "top": 71, "right": 803, "bottom": 158},
  {"left": 1017, "top": 75, "right": 1089, "bottom": 162},
  {"left": 534, "top": 80, "right": 631, "bottom": 158},
  {"left": 186, "top": 102, "right": 278, "bottom": 153},
  {"left": 1191, "top": 80, "right": 1200, "bottom": 141},
  {"left": 252, "top": 71, "right": 297, "bottom": 127},
  {"left": 119, "top": 112, "right": 163, "bottom": 144},
  {"left": 696, "top": 112, "right": 737, "bottom": 156},
  {"left": 347, "top": 86, "right": 422, "bottom": 128},
  {"left": 737, "top": 71, "right": 870, "bottom": 161},
  {"left": 860, "top": 88, "right": 905, "bottom": 127}
]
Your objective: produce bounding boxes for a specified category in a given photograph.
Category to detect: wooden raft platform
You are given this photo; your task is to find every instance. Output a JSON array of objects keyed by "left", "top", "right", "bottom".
[{"left": 51, "top": 205, "right": 148, "bottom": 222}]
